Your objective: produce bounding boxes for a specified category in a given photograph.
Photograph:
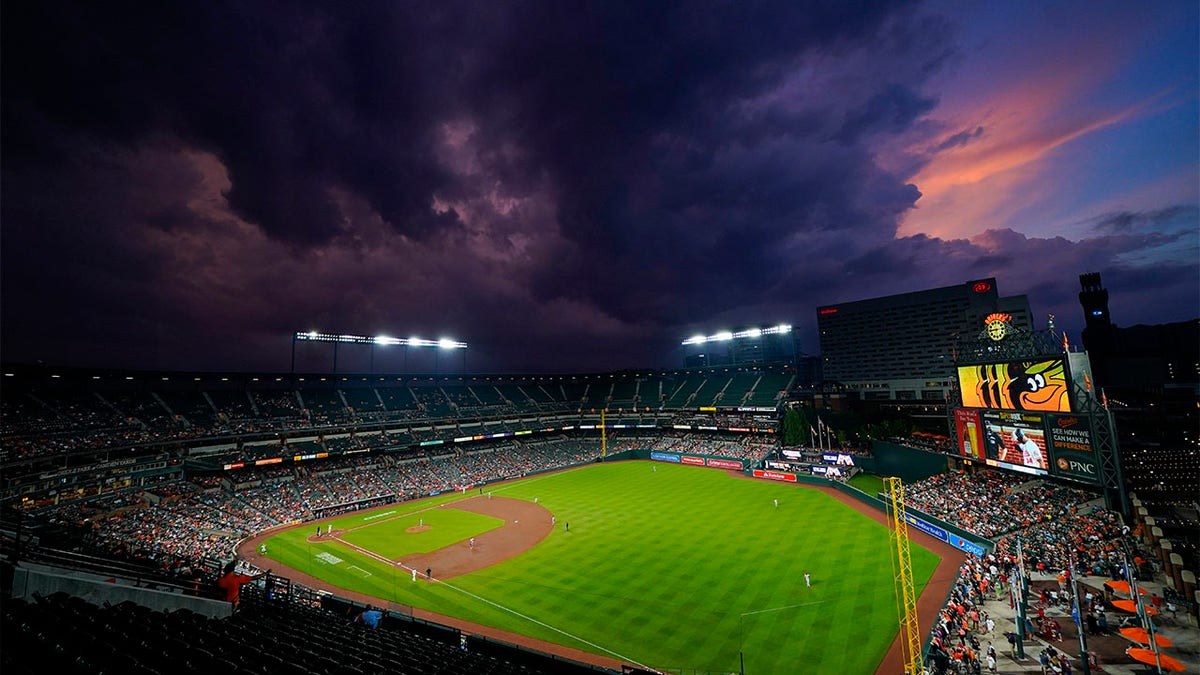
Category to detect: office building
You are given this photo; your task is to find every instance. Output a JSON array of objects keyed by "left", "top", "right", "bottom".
[{"left": 816, "top": 278, "right": 1033, "bottom": 401}]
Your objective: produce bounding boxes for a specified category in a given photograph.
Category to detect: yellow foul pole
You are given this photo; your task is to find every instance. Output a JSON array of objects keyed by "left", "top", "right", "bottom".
[
  {"left": 885, "top": 476, "right": 922, "bottom": 675},
  {"left": 601, "top": 409, "right": 607, "bottom": 458}
]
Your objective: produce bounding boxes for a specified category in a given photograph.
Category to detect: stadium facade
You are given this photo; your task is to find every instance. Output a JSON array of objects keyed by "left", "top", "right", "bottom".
[{"left": 816, "top": 277, "right": 1033, "bottom": 401}]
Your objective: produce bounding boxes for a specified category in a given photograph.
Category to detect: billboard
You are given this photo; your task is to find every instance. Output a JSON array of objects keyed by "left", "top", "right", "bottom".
[
  {"left": 957, "top": 359, "right": 1071, "bottom": 412},
  {"left": 1045, "top": 413, "right": 1101, "bottom": 485},
  {"left": 903, "top": 513, "right": 987, "bottom": 556},
  {"left": 954, "top": 408, "right": 984, "bottom": 459},
  {"left": 979, "top": 411, "right": 1049, "bottom": 475},
  {"left": 810, "top": 465, "right": 845, "bottom": 478},
  {"left": 752, "top": 469, "right": 797, "bottom": 482}
]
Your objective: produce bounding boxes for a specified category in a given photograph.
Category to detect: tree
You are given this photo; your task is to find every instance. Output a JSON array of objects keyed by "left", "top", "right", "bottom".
[{"left": 782, "top": 405, "right": 811, "bottom": 446}]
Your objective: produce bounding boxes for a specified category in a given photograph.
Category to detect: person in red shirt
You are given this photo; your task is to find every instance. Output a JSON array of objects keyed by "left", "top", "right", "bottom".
[{"left": 217, "top": 561, "right": 269, "bottom": 610}]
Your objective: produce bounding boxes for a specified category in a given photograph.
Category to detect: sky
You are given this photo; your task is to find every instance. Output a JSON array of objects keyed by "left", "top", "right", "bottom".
[{"left": 2, "top": 0, "right": 1197, "bottom": 375}]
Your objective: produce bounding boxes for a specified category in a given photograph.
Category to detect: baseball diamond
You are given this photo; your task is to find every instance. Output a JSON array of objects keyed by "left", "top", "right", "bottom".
[{"left": 240, "top": 460, "right": 956, "bottom": 674}]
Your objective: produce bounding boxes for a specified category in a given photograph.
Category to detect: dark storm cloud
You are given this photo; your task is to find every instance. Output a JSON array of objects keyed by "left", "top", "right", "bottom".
[
  {"left": 7, "top": 1, "right": 1189, "bottom": 373},
  {"left": 1086, "top": 205, "right": 1199, "bottom": 234}
]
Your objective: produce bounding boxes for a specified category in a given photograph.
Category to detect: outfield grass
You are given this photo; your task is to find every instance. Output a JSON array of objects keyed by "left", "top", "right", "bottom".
[
  {"left": 263, "top": 461, "right": 940, "bottom": 674},
  {"left": 849, "top": 472, "right": 887, "bottom": 498}
]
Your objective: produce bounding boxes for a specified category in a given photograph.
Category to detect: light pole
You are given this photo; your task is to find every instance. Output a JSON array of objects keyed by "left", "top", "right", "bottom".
[
  {"left": 291, "top": 331, "right": 468, "bottom": 376},
  {"left": 1068, "top": 551, "right": 1092, "bottom": 675},
  {"left": 1014, "top": 537, "right": 1029, "bottom": 661},
  {"left": 1120, "top": 541, "right": 1164, "bottom": 674}
]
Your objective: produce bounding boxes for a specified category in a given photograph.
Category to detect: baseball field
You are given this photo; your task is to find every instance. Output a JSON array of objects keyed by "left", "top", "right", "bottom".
[{"left": 254, "top": 460, "right": 941, "bottom": 674}]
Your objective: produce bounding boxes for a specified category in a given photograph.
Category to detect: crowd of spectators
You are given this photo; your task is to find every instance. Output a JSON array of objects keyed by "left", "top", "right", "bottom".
[
  {"left": 2, "top": 385, "right": 777, "bottom": 469},
  {"left": 925, "top": 553, "right": 1001, "bottom": 675},
  {"left": 29, "top": 437, "right": 607, "bottom": 567},
  {"left": 901, "top": 470, "right": 1097, "bottom": 539},
  {"left": 900, "top": 468, "right": 1145, "bottom": 583},
  {"left": 24, "top": 425, "right": 780, "bottom": 575},
  {"left": 991, "top": 509, "right": 1144, "bottom": 581},
  {"left": 641, "top": 432, "right": 775, "bottom": 461}
]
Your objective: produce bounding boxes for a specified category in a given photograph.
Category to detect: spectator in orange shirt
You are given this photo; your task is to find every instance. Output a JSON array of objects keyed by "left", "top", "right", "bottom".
[{"left": 217, "top": 561, "right": 269, "bottom": 610}]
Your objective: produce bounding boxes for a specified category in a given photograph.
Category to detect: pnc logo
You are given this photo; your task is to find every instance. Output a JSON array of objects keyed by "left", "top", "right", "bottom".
[{"left": 1057, "top": 457, "right": 1097, "bottom": 475}]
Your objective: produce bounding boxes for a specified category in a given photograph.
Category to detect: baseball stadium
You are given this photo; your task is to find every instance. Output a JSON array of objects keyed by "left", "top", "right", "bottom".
[{"left": 3, "top": 331, "right": 1198, "bottom": 675}]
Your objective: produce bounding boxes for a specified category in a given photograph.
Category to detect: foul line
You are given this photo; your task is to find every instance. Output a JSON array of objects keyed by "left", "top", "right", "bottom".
[
  {"left": 741, "top": 600, "right": 828, "bottom": 616},
  {"left": 416, "top": 572, "right": 653, "bottom": 671}
]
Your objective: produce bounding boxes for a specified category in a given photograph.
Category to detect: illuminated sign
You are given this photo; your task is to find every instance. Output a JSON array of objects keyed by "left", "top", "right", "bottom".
[
  {"left": 958, "top": 359, "right": 1071, "bottom": 412},
  {"left": 979, "top": 411, "right": 1049, "bottom": 474},
  {"left": 1045, "top": 414, "right": 1100, "bottom": 485},
  {"left": 819, "top": 308, "right": 839, "bottom": 315},
  {"left": 972, "top": 281, "right": 993, "bottom": 293},
  {"left": 984, "top": 313, "right": 1013, "bottom": 341}
]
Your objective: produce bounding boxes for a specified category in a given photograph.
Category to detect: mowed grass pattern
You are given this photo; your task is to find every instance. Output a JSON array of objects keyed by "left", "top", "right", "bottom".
[
  {"left": 265, "top": 461, "right": 940, "bottom": 674},
  {"left": 341, "top": 508, "right": 505, "bottom": 558}
]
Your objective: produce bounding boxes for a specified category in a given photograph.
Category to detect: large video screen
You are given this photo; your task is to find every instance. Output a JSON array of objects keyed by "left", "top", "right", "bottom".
[
  {"left": 958, "top": 359, "right": 1071, "bottom": 412},
  {"left": 979, "top": 411, "right": 1049, "bottom": 475}
]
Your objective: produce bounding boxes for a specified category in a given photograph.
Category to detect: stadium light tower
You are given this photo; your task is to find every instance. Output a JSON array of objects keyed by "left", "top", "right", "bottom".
[
  {"left": 291, "top": 331, "right": 468, "bottom": 374},
  {"left": 680, "top": 324, "right": 792, "bottom": 346},
  {"left": 680, "top": 324, "right": 794, "bottom": 367}
]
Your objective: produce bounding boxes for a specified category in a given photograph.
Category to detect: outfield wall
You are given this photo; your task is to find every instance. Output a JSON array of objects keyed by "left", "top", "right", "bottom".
[
  {"left": 856, "top": 441, "right": 951, "bottom": 483},
  {"left": 746, "top": 463, "right": 992, "bottom": 558}
]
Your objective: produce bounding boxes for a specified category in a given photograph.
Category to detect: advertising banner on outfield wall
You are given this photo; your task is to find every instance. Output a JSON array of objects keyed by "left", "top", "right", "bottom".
[
  {"left": 752, "top": 469, "right": 796, "bottom": 482},
  {"left": 707, "top": 458, "right": 742, "bottom": 470},
  {"left": 1045, "top": 413, "right": 1101, "bottom": 485},
  {"left": 676, "top": 456, "right": 745, "bottom": 470},
  {"left": 905, "top": 513, "right": 947, "bottom": 541},
  {"left": 650, "top": 452, "right": 681, "bottom": 463},
  {"left": 949, "top": 535, "right": 986, "bottom": 557},
  {"left": 904, "top": 513, "right": 987, "bottom": 556}
]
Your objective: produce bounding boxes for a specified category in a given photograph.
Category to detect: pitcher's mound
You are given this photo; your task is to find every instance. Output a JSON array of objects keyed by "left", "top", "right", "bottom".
[{"left": 406, "top": 525, "right": 432, "bottom": 533}]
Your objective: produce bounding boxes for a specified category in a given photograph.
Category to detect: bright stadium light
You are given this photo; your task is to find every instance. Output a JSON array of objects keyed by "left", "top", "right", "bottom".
[
  {"left": 292, "top": 330, "right": 469, "bottom": 373},
  {"left": 680, "top": 323, "right": 794, "bottom": 346}
]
